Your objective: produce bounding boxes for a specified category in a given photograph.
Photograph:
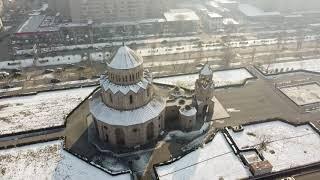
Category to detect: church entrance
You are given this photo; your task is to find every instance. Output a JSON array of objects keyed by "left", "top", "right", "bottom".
[
  {"left": 147, "top": 122, "right": 154, "bottom": 140},
  {"left": 115, "top": 128, "right": 125, "bottom": 145}
]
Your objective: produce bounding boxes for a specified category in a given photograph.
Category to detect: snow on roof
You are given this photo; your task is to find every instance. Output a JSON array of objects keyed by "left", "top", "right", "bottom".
[
  {"left": 90, "top": 96, "right": 166, "bottom": 126},
  {"left": 206, "top": 1, "right": 220, "bottom": 8},
  {"left": 215, "top": 0, "right": 237, "bottom": 4},
  {"left": 207, "top": 12, "right": 223, "bottom": 18},
  {"left": 164, "top": 9, "right": 200, "bottom": 22},
  {"left": 17, "top": 15, "right": 46, "bottom": 33},
  {"left": 154, "top": 68, "right": 253, "bottom": 89},
  {"left": 100, "top": 75, "right": 151, "bottom": 95},
  {"left": 108, "top": 46, "right": 143, "bottom": 70},
  {"left": 238, "top": 4, "right": 280, "bottom": 17},
  {"left": 223, "top": 18, "right": 239, "bottom": 25},
  {"left": 155, "top": 132, "right": 251, "bottom": 180},
  {"left": 227, "top": 121, "right": 320, "bottom": 172},
  {"left": 0, "top": 87, "right": 95, "bottom": 135},
  {"left": 0, "top": 140, "right": 131, "bottom": 180},
  {"left": 179, "top": 106, "right": 197, "bottom": 116}
]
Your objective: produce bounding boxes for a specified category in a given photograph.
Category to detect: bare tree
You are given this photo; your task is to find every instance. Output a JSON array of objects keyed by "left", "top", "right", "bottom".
[
  {"left": 277, "top": 31, "right": 287, "bottom": 50},
  {"left": 296, "top": 29, "right": 304, "bottom": 50},
  {"left": 221, "top": 34, "right": 235, "bottom": 68},
  {"left": 251, "top": 48, "right": 256, "bottom": 64}
]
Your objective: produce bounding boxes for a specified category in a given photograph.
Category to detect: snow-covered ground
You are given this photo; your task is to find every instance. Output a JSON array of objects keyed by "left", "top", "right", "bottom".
[
  {"left": 280, "top": 83, "right": 320, "bottom": 106},
  {"left": 154, "top": 68, "right": 254, "bottom": 89},
  {"left": 227, "top": 121, "right": 320, "bottom": 172},
  {"left": 155, "top": 132, "right": 251, "bottom": 180},
  {"left": 0, "top": 87, "right": 95, "bottom": 135},
  {"left": 0, "top": 140, "right": 131, "bottom": 180},
  {"left": 260, "top": 58, "right": 320, "bottom": 75}
]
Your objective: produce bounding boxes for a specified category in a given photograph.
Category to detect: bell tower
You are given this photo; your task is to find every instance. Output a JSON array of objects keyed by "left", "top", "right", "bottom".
[{"left": 194, "top": 64, "right": 215, "bottom": 120}]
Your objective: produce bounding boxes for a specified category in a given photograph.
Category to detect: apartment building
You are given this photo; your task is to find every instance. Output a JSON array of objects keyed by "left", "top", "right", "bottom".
[{"left": 50, "top": 0, "right": 171, "bottom": 23}]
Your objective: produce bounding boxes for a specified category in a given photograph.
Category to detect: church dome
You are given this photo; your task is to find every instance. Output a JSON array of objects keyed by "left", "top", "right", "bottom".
[
  {"left": 107, "top": 46, "right": 144, "bottom": 85},
  {"left": 108, "top": 46, "right": 143, "bottom": 70}
]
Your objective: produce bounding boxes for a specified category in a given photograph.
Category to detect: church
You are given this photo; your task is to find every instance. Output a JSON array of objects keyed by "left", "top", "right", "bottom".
[{"left": 89, "top": 45, "right": 215, "bottom": 148}]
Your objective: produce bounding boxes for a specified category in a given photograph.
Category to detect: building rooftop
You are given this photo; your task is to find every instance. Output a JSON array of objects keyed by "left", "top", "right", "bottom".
[
  {"left": 155, "top": 132, "right": 251, "bottom": 180},
  {"left": 223, "top": 18, "right": 239, "bottom": 25},
  {"left": 156, "top": 120, "right": 320, "bottom": 179},
  {"left": 164, "top": 9, "right": 200, "bottom": 22},
  {"left": 215, "top": 0, "right": 238, "bottom": 4},
  {"left": 238, "top": 4, "right": 281, "bottom": 17},
  {"left": 0, "top": 140, "right": 131, "bottom": 180},
  {"left": 179, "top": 106, "right": 197, "bottom": 116},
  {"left": 200, "top": 64, "right": 214, "bottom": 76},
  {"left": 100, "top": 75, "right": 151, "bottom": 95},
  {"left": 207, "top": 12, "right": 223, "bottom": 18},
  {"left": 227, "top": 121, "right": 320, "bottom": 172},
  {"left": 90, "top": 96, "right": 166, "bottom": 126},
  {"left": 108, "top": 46, "right": 143, "bottom": 70}
]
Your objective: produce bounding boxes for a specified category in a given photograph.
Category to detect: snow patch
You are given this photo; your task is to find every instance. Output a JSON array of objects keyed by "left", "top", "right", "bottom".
[
  {"left": 0, "top": 140, "right": 131, "bottom": 180},
  {"left": 155, "top": 132, "right": 251, "bottom": 180},
  {"left": 0, "top": 87, "right": 95, "bottom": 135},
  {"left": 227, "top": 121, "right": 320, "bottom": 172}
]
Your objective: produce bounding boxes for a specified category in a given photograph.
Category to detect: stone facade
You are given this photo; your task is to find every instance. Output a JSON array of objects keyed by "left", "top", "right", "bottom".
[
  {"left": 194, "top": 64, "right": 215, "bottom": 120},
  {"left": 89, "top": 46, "right": 216, "bottom": 149},
  {"left": 90, "top": 46, "right": 166, "bottom": 148}
]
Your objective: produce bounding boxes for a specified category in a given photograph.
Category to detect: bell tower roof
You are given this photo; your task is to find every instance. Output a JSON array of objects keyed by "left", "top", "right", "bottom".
[
  {"left": 108, "top": 46, "right": 143, "bottom": 70},
  {"left": 200, "top": 64, "right": 213, "bottom": 76}
]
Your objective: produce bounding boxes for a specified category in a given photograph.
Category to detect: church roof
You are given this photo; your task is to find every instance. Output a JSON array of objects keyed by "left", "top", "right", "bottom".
[
  {"left": 108, "top": 46, "right": 143, "bottom": 70},
  {"left": 200, "top": 64, "right": 213, "bottom": 76},
  {"left": 100, "top": 75, "right": 151, "bottom": 95},
  {"left": 90, "top": 96, "right": 166, "bottom": 126}
]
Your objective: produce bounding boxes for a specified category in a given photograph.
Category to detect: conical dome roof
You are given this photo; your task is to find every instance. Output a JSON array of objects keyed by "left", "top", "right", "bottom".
[
  {"left": 200, "top": 64, "right": 213, "bottom": 76},
  {"left": 108, "top": 46, "right": 143, "bottom": 70}
]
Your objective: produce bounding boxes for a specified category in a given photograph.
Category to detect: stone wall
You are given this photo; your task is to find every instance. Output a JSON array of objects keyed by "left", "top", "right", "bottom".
[
  {"left": 101, "top": 85, "right": 154, "bottom": 110},
  {"left": 95, "top": 110, "right": 165, "bottom": 147},
  {"left": 107, "top": 66, "right": 144, "bottom": 85}
]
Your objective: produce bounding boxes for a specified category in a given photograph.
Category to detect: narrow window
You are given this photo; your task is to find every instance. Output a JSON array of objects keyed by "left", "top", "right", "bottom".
[
  {"left": 130, "top": 95, "right": 133, "bottom": 104},
  {"left": 109, "top": 93, "right": 113, "bottom": 103}
]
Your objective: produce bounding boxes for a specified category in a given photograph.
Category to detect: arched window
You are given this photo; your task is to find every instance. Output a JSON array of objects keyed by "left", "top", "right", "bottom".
[
  {"left": 147, "top": 122, "right": 154, "bottom": 140},
  {"left": 109, "top": 93, "right": 113, "bottom": 103},
  {"left": 129, "top": 95, "right": 133, "bottom": 104},
  {"left": 115, "top": 128, "right": 125, "bottom": 145},
  {"left": 105, "top": 134, "right": 109, "bottom": 142}
]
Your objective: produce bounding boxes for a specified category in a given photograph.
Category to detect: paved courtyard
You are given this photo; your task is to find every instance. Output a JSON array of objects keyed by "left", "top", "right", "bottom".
[{"left": 213, "top": 67, "right": 320, "bottom": 129}]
